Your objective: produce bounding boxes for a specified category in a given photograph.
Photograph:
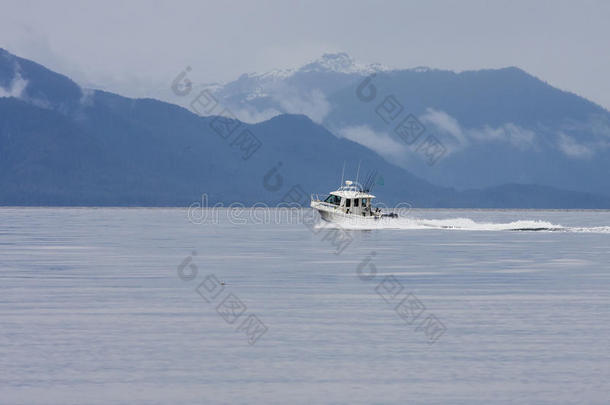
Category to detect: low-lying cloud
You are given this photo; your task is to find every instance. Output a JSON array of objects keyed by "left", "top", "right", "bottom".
[
  {"left": 231, "top": 107, "right": 281, "bottom": 124},
  {"left": 420, "top": 108, "right": 536, "bottom": 151},
  {"left": 337, "top": 125, "right": 409, "bottom": 161},
  {"left": 0, "top": 72, "right": 28, "bottom": 99},
  {"left": 272, "top": 88, "right": 331, "bottom": 124},
  {"left": 557, "top": 132, "right": 594, "bottom": 158},
  {"left": 420, "top": 109, "right": 467, "bottom": 146},
  {"left": 468, "top": 123, "right": 536, "bottom": 149}
]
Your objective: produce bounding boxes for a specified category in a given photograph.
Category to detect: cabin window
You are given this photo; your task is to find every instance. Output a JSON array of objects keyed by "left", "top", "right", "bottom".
[
  {"left": 354, "top": 198, "right": 359, "bottom": 207},
  {"left": 345, "top": 198, "right": 351, "bottom": 208},
  {"left": 324, "top": 195, "right": 340, "bottom": 205},
  {"left": 362, "top": 198, "right": 368, "bottom": 207}
]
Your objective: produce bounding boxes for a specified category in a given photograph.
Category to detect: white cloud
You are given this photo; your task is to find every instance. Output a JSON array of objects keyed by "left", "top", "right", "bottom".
[
  {"left": 582, "top": 114, "right": 610, "bottom": 139},
  {"left": 468, "top": 123, "right": 535, "bottom": 149},
  {"left": 420, "top": 109, "right": 467, "bottom": 145},
  {"left": 0, "top": 72, "right": 28, "bottom": 99},
  {"left": 231, "top": 107, "right": 281, "bottom": 124},
  {"left": 418, "top": 110, "right": 610, "bottom": 160},
  {"left": 337, "top": 125, "right": 409, "bottom": 160},
  {"left": 272, "top": 88, "right": 331, "bottom": 124},
  {"left": 338, "top": 109, "right": 540, "bottom": 166},
  {"left": 557, "top": 133, "right": 594, "bottom": 158},
  {"left": 420, "top": 108, "right": 536, "bottom": 151}
]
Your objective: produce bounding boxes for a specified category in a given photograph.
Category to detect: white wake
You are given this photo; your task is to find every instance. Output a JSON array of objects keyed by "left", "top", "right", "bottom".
[{"left": 317, "top": 216, "right": 610, "bottom": 233}]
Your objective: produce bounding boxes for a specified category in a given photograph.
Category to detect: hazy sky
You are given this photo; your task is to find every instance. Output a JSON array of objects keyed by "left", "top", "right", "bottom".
[{"left": 2, "top": 0, "right": 610, "bottom": 109}]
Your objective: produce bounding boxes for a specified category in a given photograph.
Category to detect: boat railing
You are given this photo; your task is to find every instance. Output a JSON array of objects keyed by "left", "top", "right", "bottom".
[
  {"left": 337, "top": 183, "right": 364, "bottom": 193},
  {"left": 310, "top": 193, "right": 329, "bottom": 202}
]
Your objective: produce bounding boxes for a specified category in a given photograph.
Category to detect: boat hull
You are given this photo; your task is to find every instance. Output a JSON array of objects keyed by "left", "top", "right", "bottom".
[{"left": 311, "top": 201, "right": 384, "bottom": 224}]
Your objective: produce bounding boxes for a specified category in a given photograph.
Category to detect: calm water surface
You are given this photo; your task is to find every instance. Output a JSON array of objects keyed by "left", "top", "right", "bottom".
[{"left": 1, "top": 208, "right": 609, "bottom": 404}]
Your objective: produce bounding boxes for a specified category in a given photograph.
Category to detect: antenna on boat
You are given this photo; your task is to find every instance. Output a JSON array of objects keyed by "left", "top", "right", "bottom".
[
  {"left": 340, "top": 161, "right": 346, "bottom": 187},
  {"left": 355, "top": 160, "right": 361, "bottom": 186},
  {"left": 363, "top": 169, "right": 378, "bottom": 192}
]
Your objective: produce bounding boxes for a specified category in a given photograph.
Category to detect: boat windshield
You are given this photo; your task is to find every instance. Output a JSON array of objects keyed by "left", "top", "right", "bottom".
[{"left": 324, "top": 194, "right": 341, "bottom": 205}]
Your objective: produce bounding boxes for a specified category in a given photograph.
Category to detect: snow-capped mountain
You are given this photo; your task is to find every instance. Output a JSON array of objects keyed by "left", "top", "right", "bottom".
[
  {"left": 166, "top": 52, "right": 392, "bottom": 124},
  {"left": 291, "top": 52, "right": 389, "bottom": 75},
  {"left": 201, "top": 54, "right": 610, "bottom": 196},
  {"left": 164, "top": 51, "right": 610, "bottom": 197},
  {"left": 236, "top": 52, "right": 389, "bottom": 84}
]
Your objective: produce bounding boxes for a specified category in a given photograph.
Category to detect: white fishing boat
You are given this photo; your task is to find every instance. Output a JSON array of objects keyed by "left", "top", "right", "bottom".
[{"left": 310, "top": 180, "right": 397, "bottom": 223}]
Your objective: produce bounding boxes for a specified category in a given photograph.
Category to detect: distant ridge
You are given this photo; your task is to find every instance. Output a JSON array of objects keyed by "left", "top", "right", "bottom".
[
  {"left": 191, "top": 52, "right": 610, "bottom": 196},
  {"left": 1, "top": 47, "right": 609, "bottom": 208}
]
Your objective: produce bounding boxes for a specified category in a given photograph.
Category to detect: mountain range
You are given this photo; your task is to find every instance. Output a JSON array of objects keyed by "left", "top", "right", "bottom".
[
  {"left": 1, "top": 48, "right": 609, "bottom": 207},
  {"left": 189, "top": 53, "right": 610, "bottom": 195}
]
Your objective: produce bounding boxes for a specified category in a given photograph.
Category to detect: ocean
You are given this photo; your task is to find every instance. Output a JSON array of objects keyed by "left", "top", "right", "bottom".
[{"left": 1, "top": 208, "right": 609, "bottom": 404}]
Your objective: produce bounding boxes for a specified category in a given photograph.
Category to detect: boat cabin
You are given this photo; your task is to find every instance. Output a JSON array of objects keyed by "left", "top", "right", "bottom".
[{"left": 322, "top": 180, "right": 376, "bottom": 216}]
